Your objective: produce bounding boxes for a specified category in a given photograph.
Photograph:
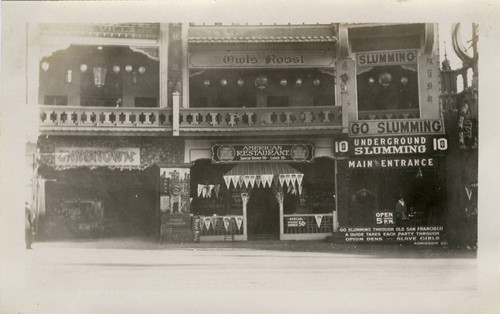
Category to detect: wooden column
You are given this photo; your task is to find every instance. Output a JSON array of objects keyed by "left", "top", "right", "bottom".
[{"left": 241, "top": 192, "right": 249, "bottom": 239}]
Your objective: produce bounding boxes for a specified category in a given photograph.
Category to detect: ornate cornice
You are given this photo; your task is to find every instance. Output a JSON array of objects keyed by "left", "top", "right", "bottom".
[{"left": 39, "top": 23, "right": 160, "bottom": 40}]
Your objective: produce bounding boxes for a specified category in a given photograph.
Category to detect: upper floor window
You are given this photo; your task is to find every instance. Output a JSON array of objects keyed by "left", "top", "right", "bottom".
[
  {"left": 189, "top": 68, "right": 335, "bottom": 108},
  {"left": 356, "top": 50, "right": 420, "bottom": 119},
  {"left": 39, "top": 45, "right": 159, "bottom": 107}
]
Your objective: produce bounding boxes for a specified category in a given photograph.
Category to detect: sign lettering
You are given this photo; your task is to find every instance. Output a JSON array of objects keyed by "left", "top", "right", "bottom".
[
  {"left": 212, "top": 144, "right": 314, "bottom": 163},
  {"left": 55, "top": 147, "right": 140, "bottom": 167},
  {"left": 349, "top": 119, "right": 445, "bottom": 137}
]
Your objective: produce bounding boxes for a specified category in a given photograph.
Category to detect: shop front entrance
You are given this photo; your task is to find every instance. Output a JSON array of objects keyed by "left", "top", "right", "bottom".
[{"left": 247, "top": 188, "right": 280, "bottom": 240}]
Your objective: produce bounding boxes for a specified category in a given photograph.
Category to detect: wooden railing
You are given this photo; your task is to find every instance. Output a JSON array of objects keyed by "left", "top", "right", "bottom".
[
  {"left": 39, "top": 105, "right": 342, "bottom": 134},
  {"left": 358, "top": 108, "right": 420, "bottom": 120},
  {"left": 39, "top": 106, "right": 173, "bottom": 129},
  {"left": 179, "top": 106, "right": 342, "bottom": 129}
]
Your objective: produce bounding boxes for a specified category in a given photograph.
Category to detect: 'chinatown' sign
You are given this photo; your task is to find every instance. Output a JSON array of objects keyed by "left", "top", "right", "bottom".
[
  {"left": 349, "top": 119, "right": 445, "bottom": 137},
  {"left": 347, "top": 157, "right": 437, "bottom": 169},
  {"left": 55, "top": 147, "right": 140, "bottom": 167},
  {"left": 189, "top": 51, "right": 334, "bottom": 68},
  {"left": 212, "top": 144, "right": 314, "bottom": 163},
  {"left": 356, "top": 50, "right": 417, "bottom": 67},
  {"left": 334, "top": 135, "right": 448, "bottom": 157}
]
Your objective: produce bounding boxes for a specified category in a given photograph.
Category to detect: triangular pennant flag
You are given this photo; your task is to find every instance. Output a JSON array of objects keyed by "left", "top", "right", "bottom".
[
  {"left": 197, "top": 184, "right": 203, "bottom": 197},
  {"left": 223, "top": 217, "right": 230, "bottom": 231},
  {"left": 243, "top": 176, "right": 251, "bottom": 188},
  {"left": 235, "top": 217, "right": 243, "bottom": 230},
  {"left": 315, "top": 215, "right": 323, "bottom": 228},
  {"left": 231, "top": 176, "right": 239, "bottom": 189},
  {"left": 290, "top": 174, "right": 297, "bottom": 187},
  {"left": 297, "top": 174, "right": 303, "bottom": 187},
  {"left": 465, "top": 186, "right": 473, "bottom": 200},
  {"left": 204, "top": 217, "right": 211, "bottom": 230},
  {"left": 210, "top": 217, "right": 217, "bottom": 228},
  {"left": 214, "top": 185, "right": 220, "bottom": 199},
  {"left": 208, "top": 185, "right": 214, "bottom": 198},
  {"left": 255, "top": 176, "right": 262, "bottom": 188},
  {"left": 298, "top": 184, "right": 303, "bottom": 195},
  {"left": 284, "top": 174, "right": 291, "bottom": 186},
  {"left": 202, "top": 185, "right": 207, "bottom": 198},
  {"left": 278, "top": 174, "right": 285, "bottom": 187},
  {"left": 224, "top": 176, "right": 231, "bottom": 189},
  {"left": 238, "top": 176, "right": 245, "bottom": 188},
  {"left": 249, "top": 175, "right": 256, "bottom": 188},
  {"left": 267, "top": 175, "right": 274, "bottom": 188}
]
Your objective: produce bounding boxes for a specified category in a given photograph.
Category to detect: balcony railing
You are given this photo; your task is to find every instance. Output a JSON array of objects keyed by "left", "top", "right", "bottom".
[
  {"left": 179, "top": 106, "right": 342, "bottom": 131},
  {"left": 39, "top": 106, "right": 173, "bottom": 131},
  {"left": 358, "top": 108, "right": 420, "bottom": 120},
  {"left": 39, "top": 105, "right": 342, "bottom": 134}
]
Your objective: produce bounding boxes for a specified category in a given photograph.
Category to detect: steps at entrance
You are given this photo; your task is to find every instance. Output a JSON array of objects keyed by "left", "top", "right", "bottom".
[{"left": 248, "top": 234, "right": 280, "bottom": 241}]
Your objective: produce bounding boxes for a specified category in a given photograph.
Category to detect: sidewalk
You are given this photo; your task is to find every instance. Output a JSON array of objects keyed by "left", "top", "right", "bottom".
[{"left": 31, "top": 237, "right": 477, "bottom": 259}]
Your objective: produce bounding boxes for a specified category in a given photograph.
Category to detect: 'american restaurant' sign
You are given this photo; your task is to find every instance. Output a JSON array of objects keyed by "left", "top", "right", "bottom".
[
  {"left": 349, "top": 119, "right": 445, "bottom": 137},
  {"left": 55, "top": 147, "right": 140, "bottom": 167},
  {"left": 212, "top": 144, "right": 314, "bottom": 163}
]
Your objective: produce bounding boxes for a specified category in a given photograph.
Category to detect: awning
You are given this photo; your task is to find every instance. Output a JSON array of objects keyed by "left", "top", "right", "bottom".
[{"left": 223, "top": 163, "right": 303, "bottom": 190}]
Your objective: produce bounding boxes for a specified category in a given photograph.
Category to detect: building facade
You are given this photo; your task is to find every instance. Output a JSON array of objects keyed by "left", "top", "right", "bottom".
[{"left": 27, "top": 22, "right": 475, "bottom": 246}]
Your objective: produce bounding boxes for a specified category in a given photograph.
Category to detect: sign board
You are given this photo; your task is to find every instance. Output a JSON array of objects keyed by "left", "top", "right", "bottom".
[
  {"left": 349, "top": 119, "right": 445, "bottom": 137},
  {"left": 356, "top": 50, "right": 417, "bottom": 67},
  {"left": 338, "top": 226, "right": 446, "bottom": 246},
  {"left": 55, "top": 147, "right": 140, "bottom": 167},
  {"left": 334, "top": 135, "right": 448, "bottom": 157},
  {"left": 189, "top": 51, "right": 334, "bottom": 68},
  {"left": 212, "top": 144, "right": 314, "bottom": 163},
  {"left": 162, "top": 214, "right": 191, "bottom": 228},
  {"left": 347, "top": 156, "right": 438, "bottom": 169},
  {"left": 285, "top": 217, "right": 307, "bottom": 228}
]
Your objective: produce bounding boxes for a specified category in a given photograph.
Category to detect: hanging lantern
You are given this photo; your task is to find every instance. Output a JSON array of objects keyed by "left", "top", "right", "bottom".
[
  {"left": 138, "top": 66, "right": 146, "bottom": 75},
  {"left": 378, "top": 72, "right": 392, "bottom": 87},
  {"left": 237, "top": 79, "right": 245, "bottom": 87},
  {"left": 254, "top": 75, "right": 268, "bottom": 90},
  {"left": 280, "top": 79, "right": 288, "bottom": 87},
  {"left": 80, "top": 64, "right": 88, "bottom": 73},
  {"left": 220, "top": 79, "right": 228, "bottom": 87},
  {"left": 112, "top": 65, "right": 121, "bottom": 74},
  {"left": 295, "top": 78, "right": 303, "bottom": 86},
  {"left": 41, "top": 62, "right": 50, "bottom": 71},
  {"left": 125, "top": 65, "right": 133, "bottom": 73},
  {"left": 93, "top": 67, "right": 107, "bottom": 88},
  {"left": 313, "top": 79, "right": 321, "bottom": 86},
  {"left": 203, "top": 79, "right": 211, "bottom": 87}
]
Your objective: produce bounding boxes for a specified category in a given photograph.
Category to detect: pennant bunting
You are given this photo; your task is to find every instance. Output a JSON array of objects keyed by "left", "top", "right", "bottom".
[
  {"left": 284, "top": 174, "right": 291, "bottom": 186},
  {"left": 224, "top": 176, "right": 231, "bottom": 189},
  {"left": 204, "top": 217, "right": 211, "bottom": 230},
  {"left": 214, "top": 185, "right": 220, "bottom": 199},
  {"left": 202, "top": 186, "right": 207, "bottom": 198},
  {"left": 243, "top": 176, "right": 251, "bottom": 188},
  {"left": 465, "top": 186, "right": 473, "bottom": 200},
  {"left": 238, "top": 176, "right": 245, "bottom": 188},
  {"left": 197, "top": 184, "right": 203, "bottom": 197},
  {"left": 278, "top": 174, "right": 285, "bottom": 187},
  {"left": 315, "top": 215, "right": 323, "bottom": 228},
  {"left": 235, "top": 217, "right": 243, "bottom": 230},
  {"left": 231, "top": 176, "right": 239, "bottom": 189},
  {"left": 297, "top": 174, "right": 304, "bottom": 187},
  {"left": 255, "top": 176, "right": 262, "bottom": 188},
  {"left": 208, "top": 185, "right": 214, "bottom": 198},
  {"left": 249, "top": 175, "right": 256, "bottom": 188},
  {"left": 223, "top": 218, "right": 230, "bottom": 231},
  {"left": 210, "top": 217, "right": 217, "bottom": 228}
]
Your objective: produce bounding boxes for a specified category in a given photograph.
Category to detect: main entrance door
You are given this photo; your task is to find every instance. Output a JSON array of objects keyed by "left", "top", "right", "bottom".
[{"left": 247, "top": 188, "right": 280, "bottom": 240}]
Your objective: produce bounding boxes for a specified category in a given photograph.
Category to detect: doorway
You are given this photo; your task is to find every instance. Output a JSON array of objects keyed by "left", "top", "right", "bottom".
[{"left": 247, "top": 188, "right": 280, "bottom": 239}]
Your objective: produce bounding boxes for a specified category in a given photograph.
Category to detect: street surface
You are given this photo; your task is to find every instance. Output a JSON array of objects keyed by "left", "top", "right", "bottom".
[{"left": 1, "top": 239, "right": 491, "bottom": 314}]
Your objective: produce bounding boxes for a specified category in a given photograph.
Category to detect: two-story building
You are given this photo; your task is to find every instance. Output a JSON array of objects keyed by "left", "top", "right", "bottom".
[{"left": 30, "top": 22, "right": 455, "bottom": 245}]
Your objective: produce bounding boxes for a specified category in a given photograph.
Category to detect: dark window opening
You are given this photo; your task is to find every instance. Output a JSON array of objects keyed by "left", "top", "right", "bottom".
[
  {"left": 44, "top": 95, "right": 68, "bottom": 106},
  {"left": 134, "top": 97, "right": 158, "bottom": 107}
]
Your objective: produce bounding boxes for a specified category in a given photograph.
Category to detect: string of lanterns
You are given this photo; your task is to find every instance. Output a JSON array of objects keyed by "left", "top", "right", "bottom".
[{"left": 202, "top": 75, "right": 322, "bottom": 89}]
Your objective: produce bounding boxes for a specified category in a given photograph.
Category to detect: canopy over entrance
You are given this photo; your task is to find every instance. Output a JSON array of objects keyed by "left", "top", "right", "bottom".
[{"left": 223, "top": 163, "right": 304, "bottom": 191}]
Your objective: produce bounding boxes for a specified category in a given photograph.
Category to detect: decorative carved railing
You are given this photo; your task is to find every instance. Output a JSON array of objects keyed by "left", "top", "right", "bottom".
[
  {"left": 39, "top": 105, "right": 342, "bottom": 134},
  {"left": 39, "top": 106, "right": 173, "bottom": 130},
  {"left": 358, "top": 108, "right": 420, "bottom": 120},
  {"left": 179, "top": 106, "right": 342, "bottom": 130}
]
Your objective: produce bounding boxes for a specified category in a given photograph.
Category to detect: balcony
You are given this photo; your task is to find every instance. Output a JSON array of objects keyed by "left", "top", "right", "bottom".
[{"left": 39, "top": 105, "right": 342, "bottom": 136}]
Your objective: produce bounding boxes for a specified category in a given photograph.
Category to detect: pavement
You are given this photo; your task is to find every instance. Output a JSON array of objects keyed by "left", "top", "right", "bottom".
[{"left": 1, "top": 238, "right": 490, "bottom": 314}]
